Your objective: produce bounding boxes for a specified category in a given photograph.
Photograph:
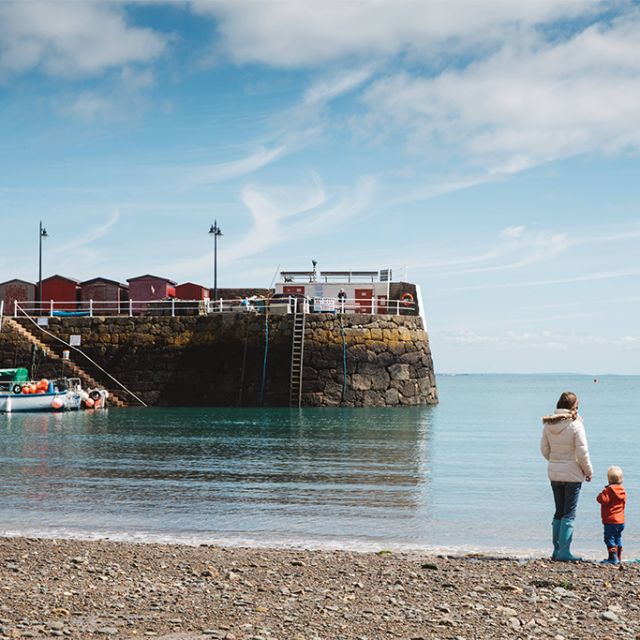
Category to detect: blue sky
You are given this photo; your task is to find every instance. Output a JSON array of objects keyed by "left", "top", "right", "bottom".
[{"left": 0, "top": 0, "right": 639, "bottom": 374}]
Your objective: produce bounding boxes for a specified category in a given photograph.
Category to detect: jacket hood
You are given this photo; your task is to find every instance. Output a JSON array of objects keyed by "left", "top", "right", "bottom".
[
  {"left": 608, "top": 484, "right": 626, "bottom": 500},
  {"left": 542, "top": 408, "right": 578, "bottom": 434}
]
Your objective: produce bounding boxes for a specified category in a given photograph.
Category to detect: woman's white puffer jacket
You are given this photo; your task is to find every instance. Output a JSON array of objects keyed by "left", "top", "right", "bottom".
[{"left": 540, "top": 408, "right": 593, "bottom": 482}]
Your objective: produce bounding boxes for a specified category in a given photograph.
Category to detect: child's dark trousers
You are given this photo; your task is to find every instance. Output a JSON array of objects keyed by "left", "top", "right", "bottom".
[{"left": 603, "top": 523, "right": 624, "bottom": 549}]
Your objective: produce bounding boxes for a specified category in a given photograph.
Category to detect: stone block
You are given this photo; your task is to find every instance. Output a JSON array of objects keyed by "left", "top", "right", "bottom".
[
  {"left": 384, "top": 388, "right": 400, "bottom": 405},
  {"left": 371, "top": 369, "right": 390, "bottom": 391},
  {"left": 324, "top": 380, "right": 343, "bottom": 401},
  {"left": 347, "top": 345, "right": 368, "bottom": 363},
  {"left": 400, "top": 351, "right": 422, "bottom": 364},
  {"left": 388, "top": 340, "right": 405, "bottom": 355},
  {"left": 377, "top": 351, "right": 396, "bottom": 367},
  {"left": 400, "top": 381, "right": 419, "bottom": 397},
  {"left": 362, "top": 389, "right": 385, "bottom": 406},
  {"left": 388, "top": 363, "right": 411, "bottom": 381},
  {"left": 357, "top": 361, "right": 379, "bottom": 375},
  {"left": 342, "top": 389, "right": 357, "bottom": 404},
  {"left": 351, "top": 373, "right": 372, "bottom": 391},
  {"left": 368, "top": 340, "right": 387, "bottom": 354}
]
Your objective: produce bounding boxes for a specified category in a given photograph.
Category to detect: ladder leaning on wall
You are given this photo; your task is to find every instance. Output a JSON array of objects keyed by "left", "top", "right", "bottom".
[{"left": 289, "top": 306, "right": 306, "bottom": 408}]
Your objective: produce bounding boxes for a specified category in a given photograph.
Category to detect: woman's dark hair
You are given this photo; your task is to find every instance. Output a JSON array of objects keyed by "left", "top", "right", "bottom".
[{"left": 556, "top": 391, "right": 578, "bottom": 410}]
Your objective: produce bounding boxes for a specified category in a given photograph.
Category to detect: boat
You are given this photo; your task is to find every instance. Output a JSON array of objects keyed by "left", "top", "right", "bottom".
[{"left": 0, "top": 368, "right": 109, "bottom": 414}]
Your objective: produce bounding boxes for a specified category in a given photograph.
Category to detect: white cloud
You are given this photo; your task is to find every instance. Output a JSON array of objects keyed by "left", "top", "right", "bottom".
[
  {"left": 0, "top": 1, "right": 166, "bottom": 78},
  {"left": 500, "top": 226, "right": 526, "bottom": 239},
  {"left": 443, "top": 268, "right": 640, "bottom": 293},
  {"left": 52, "top": 210, "right": 121, "bottom": 254},
  {"left": 361, "top": 10, "right": 640, "bottom": 170},
  {"left": 400, "top": 221, "right": 640, "bottom": 284},
  {"left": 192, "top": 0, "right": 608, "bottom": 67},
  {"left": 223, "top": 172, "right": 374, "bottom": 263},
  {"left": 180, "top": 67, "right": 374, "bottom": 188},
  {"left": 184, "top": 145, "right": 287, "bottom": 187},
  {"left": 302, "top": 68, "right": 375, "bottom": 107},
  {"left": 445, "top": 329, "right": 636, "bottom": 350},
  {"left": 53, "top": 66, "right": 157, "bottom": 122}
]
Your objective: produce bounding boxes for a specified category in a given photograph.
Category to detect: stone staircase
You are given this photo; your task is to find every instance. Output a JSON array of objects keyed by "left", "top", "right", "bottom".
[{"left": 5, "top": 318, "right": 129, "bottom": 408}]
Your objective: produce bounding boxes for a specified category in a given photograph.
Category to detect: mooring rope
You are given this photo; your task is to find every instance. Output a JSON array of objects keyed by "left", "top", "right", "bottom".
[
  {"left": 14, "top": 308, "right": 147, "bottom": 407},
  {"left": 339, "top": 313, "right": 347, "bottom": 399},
  {"left": 238, "top": 314, "right": 250, "bottom": 406},
  {"left": 259, "top": 311, "right": 269, "bottom": 406}
]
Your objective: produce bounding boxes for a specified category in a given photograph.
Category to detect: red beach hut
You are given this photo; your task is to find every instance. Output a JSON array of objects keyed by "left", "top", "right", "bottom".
[
  {"left": 80, "top": 277, "right": 129, "bottom": 315},
  {"left": 41, "top": 275, "right": 80, "bottom": 311},
  {"left": 175, "top": 282, "right": 208, "bottom": 300},
  {"left": 127, "top": 274, "right": 177, "bottom": 314},
  {"left": 0, "top": 279, "right": 36, "bottom": 315}
]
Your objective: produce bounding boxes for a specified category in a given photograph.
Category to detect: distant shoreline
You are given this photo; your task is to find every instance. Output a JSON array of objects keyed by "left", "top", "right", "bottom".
[{"left": 1, "top": 536, "right": 634, "bottom": 639}]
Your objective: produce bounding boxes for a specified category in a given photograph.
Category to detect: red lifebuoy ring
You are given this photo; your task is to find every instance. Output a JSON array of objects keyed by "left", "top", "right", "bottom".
[{"left": 400, "top": 292, "right": 414, "bottom": 307}]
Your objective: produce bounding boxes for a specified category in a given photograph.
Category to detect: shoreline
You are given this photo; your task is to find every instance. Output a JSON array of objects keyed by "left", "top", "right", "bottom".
[
  {"left": 0, "top": 528, "right": 608, "bottom": 561},
  {"left": 2, "top": 536, "right": 638, "bottom": 640}
]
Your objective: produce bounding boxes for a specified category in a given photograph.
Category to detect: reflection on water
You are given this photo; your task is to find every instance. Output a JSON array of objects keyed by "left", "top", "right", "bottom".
[{"left": 0, "top": 406, "right": 433, "bottom": 547}]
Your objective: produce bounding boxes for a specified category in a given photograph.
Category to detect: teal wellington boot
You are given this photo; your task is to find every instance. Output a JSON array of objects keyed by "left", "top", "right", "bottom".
[
  {"left": 552, "top": 519, "right": 561, "bottom": 560},
  {"left": 556, "top": 518, "right": 581, "bottom": 561}
]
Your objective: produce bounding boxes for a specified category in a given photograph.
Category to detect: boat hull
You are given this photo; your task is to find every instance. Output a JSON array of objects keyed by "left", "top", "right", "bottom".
[{"left": 0, "top": 391, "right": 81, "bottom": 413}]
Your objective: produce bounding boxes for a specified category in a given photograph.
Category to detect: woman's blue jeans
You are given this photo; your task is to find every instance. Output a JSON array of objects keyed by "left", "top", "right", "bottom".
[{"left": 551, "top": 481, "right": 582, "bottom": 521}]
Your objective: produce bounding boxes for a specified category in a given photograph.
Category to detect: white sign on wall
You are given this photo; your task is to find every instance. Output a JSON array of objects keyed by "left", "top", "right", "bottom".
[
  {"left": 69, "top": 334, "right": 82, "bottom": 347},
  {"left": 314, "top": 297, "right": 336, "bottom": 312}
]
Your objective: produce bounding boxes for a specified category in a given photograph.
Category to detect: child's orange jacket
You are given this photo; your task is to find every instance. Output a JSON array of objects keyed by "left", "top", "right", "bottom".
[{"left": 596, "top": 484, "right": 626, "bottom": 524}]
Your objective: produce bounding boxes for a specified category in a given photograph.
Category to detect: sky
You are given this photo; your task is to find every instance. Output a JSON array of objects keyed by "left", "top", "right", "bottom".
[{"left": 0, "top": 0, "right": 639, "bottom": 374}]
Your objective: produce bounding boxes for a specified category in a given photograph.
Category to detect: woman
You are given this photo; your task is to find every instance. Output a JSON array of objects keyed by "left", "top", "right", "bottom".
[{"left": 540, "top": 391, "right": 593, "bottom": 561}]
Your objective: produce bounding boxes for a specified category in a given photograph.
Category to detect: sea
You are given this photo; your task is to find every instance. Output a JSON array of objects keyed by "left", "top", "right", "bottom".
[{"left": 1, "top": 374, "right": 638, "bottom": 559}]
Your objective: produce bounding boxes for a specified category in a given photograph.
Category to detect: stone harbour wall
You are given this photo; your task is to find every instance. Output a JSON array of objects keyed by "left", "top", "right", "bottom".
[
  {"left": 303, "top": 314, "right": 437, "bottom": 406},
  {"left": 0, "top": 313, "right": 437, "bottom": 407}
]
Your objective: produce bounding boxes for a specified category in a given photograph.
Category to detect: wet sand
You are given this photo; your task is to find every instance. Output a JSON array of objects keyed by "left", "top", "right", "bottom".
[{"left": 1, "top": 536, "right": 637, "bottom": 639}]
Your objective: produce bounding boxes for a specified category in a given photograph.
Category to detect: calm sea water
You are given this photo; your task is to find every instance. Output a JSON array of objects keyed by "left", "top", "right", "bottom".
[{"left": 1, "top": 374, "right": 638, "bottom": 558}]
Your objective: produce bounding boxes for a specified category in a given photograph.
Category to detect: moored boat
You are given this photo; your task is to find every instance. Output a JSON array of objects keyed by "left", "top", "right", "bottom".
[{"left": 0, "top": 368, "right": 108, "bottom": 414}]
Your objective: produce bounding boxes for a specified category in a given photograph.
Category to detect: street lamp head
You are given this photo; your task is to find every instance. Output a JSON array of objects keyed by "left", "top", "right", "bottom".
[
  {"left": 209, "top": 221, "right": 222, "bottom": 238},
  {"left": 41, "top": 227, "right": 48, "bottom": 239}
]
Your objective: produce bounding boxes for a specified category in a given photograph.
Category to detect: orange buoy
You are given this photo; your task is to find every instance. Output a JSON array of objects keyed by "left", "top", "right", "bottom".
[{"left": 51, "top": 397, "right": 64, "bottom": 409}]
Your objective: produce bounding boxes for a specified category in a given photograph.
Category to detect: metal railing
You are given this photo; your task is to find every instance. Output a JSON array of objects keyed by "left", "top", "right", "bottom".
[{"left": 8, "top": 296, "right": 416, "bottom": 318}]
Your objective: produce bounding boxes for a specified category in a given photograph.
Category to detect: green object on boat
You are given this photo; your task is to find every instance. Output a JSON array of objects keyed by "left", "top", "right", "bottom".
[{"left": 0, "top": 368, "right": 29, "bottom": 383}]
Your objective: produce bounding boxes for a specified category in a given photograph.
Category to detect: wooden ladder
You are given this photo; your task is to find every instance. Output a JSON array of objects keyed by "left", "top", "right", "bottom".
[
  {"left": 289, "top": 308, "right": 306, "bottom": 408},
  {"left": 6, "top": 318, "right": 129, "bottom": 408}
]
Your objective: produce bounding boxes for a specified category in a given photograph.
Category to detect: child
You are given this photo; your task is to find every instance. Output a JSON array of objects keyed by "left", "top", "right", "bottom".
[{"left": 596, "top": 466, "right": 626, "bottom": 564}]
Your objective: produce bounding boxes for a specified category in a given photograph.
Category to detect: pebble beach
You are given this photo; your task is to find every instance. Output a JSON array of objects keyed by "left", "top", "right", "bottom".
[{"left": 1, "top": 537, "right": 639, "bottom": 640}]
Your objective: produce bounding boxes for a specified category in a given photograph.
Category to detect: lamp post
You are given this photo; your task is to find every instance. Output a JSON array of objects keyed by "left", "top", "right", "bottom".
[
  {"left": 209, "top": 220, "right": 223, "bottom": 302},
  {"left": 38, "top": 221, "right": 48, "bottom": 312}
]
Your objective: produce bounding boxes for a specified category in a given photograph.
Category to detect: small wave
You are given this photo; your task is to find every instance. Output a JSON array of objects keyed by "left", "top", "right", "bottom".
[{"left": 0, "top": 526, "right": 602, "bottom": 560}]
